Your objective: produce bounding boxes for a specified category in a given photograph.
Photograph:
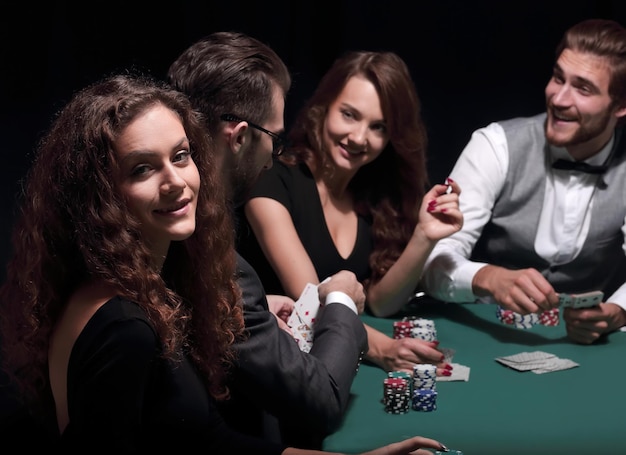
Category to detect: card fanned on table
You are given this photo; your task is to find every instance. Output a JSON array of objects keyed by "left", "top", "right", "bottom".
[
  {"left": 495, "top": 351, "right": 579, "bottom": 374},
  {"left": 287, "top": 283, "right": 321, "bottom": 353}
]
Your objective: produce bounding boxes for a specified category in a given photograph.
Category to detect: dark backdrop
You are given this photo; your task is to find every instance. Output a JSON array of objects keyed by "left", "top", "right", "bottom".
[{"left": 2, "top": 0, "right": 626, "bottom": 421}]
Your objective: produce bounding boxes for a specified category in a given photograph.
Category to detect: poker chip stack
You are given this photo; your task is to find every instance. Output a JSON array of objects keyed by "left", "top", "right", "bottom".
[
  {"left": 392, "top": 320, "right": 413, "bottom": 339},
  {"left": 393, "top": 317, "right": 437, "bottom": 341},
  {"left": 383, "top": 372, "right": 411, "bottom": 414},
  {"left": 496, "top": 306, "right": 560, "bottom": 329},
  {"left": 385, "top": 318, "right": 440, "bottom": 414},
  {"left": 538, "top": 307, "right": 560, "bottom": 326},
  {"left": 411, "top": 364, "right": 438, "bottom": 412},
  {"left": 496, "top": 306, "right": 538, "bottom": 328}
]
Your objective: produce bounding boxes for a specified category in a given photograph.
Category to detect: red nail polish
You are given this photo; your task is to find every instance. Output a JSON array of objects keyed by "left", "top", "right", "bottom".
[
  {"left": 440, "top": 355, "right": 445, "bottom": 362},
  {"left": 445, "top": 363, "right": 453, "bottom": 370},
  {"left": 441, "top": 208, "right": 447, "bottom": 213},
  {"left": 447, "top": 177, "right": 454, "bottom": 183},
  {"left": 442, "top": 370, "right": 452, "bottom": 376}
]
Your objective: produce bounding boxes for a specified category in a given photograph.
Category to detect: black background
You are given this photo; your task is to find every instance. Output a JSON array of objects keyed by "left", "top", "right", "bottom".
[
  {"left": 3, "top": 1, "right": 626, "bottom": 275},
  {"left": 1, "top": 0, "right": 626, "bottom": 420}
]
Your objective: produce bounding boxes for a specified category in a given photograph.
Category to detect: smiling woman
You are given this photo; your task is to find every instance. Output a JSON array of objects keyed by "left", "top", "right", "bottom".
[
  {"left": 0, "top": 72, "right": 448, "bottom": 455},
  {"left": 115, "top": 104, "right": 200, "bottom": 263},
  {"left": 0, "top": 73, "right": 265, "bottom": 452},
  {"left": 239, "top": 50, "right": 463, "bottom": 377}
]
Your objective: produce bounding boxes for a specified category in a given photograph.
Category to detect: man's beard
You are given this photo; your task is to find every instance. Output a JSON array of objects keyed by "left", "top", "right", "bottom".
[{"left": 545, "top": 107, "right": 612, "bottom": 148}]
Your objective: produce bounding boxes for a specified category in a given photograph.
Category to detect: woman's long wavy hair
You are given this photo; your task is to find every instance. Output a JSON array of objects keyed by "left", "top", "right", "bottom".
[
  {"left": 0, "top": 74, "right": 243, "bottom": 413},
  {"left": 282, "top": 51, "right": 429, "bottom": 289}
]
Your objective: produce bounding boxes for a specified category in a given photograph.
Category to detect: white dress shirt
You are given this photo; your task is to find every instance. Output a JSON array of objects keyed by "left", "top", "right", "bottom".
[{"left": 421, "top": 122, "right": 626, "bottom": 321}]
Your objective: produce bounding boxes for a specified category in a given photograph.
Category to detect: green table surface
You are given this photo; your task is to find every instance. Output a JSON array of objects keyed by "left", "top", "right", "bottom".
[{"left": 322, "top": 300, "right": 626, "bottom": 455}]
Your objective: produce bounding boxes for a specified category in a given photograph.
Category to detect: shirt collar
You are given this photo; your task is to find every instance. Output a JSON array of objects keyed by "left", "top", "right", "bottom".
[{"left": 550, "top": 132, "right": 615, "bottom": 166}]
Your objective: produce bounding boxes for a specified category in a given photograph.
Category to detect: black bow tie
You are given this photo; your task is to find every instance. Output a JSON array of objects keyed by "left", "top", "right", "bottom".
[{"left": 552, "top": 159, "right": 608, "bottom": 174}]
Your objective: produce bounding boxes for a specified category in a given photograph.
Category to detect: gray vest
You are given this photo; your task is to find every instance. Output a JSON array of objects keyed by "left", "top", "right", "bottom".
[{"left": 471, "top": 113, "right": 626, "bottom": 295}]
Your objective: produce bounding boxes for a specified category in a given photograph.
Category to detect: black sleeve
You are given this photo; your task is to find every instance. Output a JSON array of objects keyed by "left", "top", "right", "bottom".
[
  {"left": 247, "top": 158, "right": 293, "bottom": 208},
  {"left": 230, "top": 255, "right": 367, "bottom": 438}
]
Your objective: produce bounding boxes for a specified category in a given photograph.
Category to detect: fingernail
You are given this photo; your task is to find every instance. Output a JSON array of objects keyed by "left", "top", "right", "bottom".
[
  {"left": 439, "top": 355, "right": 445, "bottom": 362},
  {"left": 441, "top": 208, "right": 448, "bottom": 212},
  {"left": 439, "top": 444, "right": 450, "bottom": 452},
  {"left": 446, "top": 177, "right": 454, "bottom": 183},
  {"left": 428, "top": 200, "right": 437, "bottom": 206},
  {"left": 431, "top": 340, "right": 440, "bottom": 346},
  {"left": 442, "top": 370, "right": 452, "bottom": 376},
  {"left": 445, "top": 363, "right": 453, "bottom": 370}
]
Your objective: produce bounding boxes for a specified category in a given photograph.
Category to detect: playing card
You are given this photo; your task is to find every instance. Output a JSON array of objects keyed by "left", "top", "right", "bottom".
[
  {"left": 558, "top": 293, "right": 573, "bottom": 307},
  {"left": 497, "top": 351, "right": 554, "bottom": 364},
  {"left": 495, "top": 351, "right": 579, "bottom": 374},
  {"left": 436, "top": 363, "right": 470, "bottom": 382},
  {"left": 294, "top": 282, "right": 321, "bottom": 327},
  {"left": 532, "top": 358, "right": 579, "bottom": 374},
  {"left": 287, "top": 309, "right": 306, "bottom": 333},
  {"left": 558, "top": 290, "right": 603, "bottom": 308},
  {"left": 291, "top": 321, "right": 313, "bottom": 353},
  {"left": 287, "top": 283, "right": 322, "bottom": 352},
  {"left": 571, "top": 291, "right": 603, "bottom": 309}
]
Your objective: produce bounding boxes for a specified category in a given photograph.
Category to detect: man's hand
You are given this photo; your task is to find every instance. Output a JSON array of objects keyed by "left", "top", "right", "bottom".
[
  {"left": 563, "top": 302, "right": 626, "bottom": 344},
  {"left": 266, "top": 294, "right": 295, "bottom": 335},
  {"left": 317, "top": 270, "right": 366, "bottom": 313},
  {"left": 472, "top": 265, "right": 560, "bottom": 313}
]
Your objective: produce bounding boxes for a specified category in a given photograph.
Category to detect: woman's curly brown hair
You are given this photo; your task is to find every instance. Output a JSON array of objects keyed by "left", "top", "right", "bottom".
[
  {"left": 281, "top": 51, "right": 429, "bottom": 291},
  {"left": 0, "top": 73, "right": 244, "bottom": 414}
]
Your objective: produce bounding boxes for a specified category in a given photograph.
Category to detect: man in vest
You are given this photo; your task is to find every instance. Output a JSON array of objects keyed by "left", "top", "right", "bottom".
[{"left": 421, "top": 18, "right": 626, "bottom": 344}]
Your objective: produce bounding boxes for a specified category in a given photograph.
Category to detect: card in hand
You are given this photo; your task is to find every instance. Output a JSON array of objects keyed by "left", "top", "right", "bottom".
[
  {"left": 287, "top": 283, "right": 322, "bottom": 352},
  {"left": 290, "top": 321, "right": 313, "bottom": 353},
  {"left": 571, "top": 291, "right": 603, "bottom": 309},
  {"left": 294, "top": 282, "right": 321, "bottom": 327},
  {"left": 558, "top": 290, "right": 603, "bottom": 309}
]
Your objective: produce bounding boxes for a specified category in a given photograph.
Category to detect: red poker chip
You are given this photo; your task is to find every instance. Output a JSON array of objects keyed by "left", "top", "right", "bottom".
[{"left": 538, "top": 308, "right": 560, "bottom": 326}]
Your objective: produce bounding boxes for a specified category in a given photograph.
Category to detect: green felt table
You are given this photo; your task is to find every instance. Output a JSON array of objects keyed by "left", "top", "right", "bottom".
[{"left": 322, "top": 299, "right": 626, "bottom": 455}]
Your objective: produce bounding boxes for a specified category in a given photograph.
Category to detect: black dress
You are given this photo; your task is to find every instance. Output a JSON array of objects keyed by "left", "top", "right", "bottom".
[
  {"left": 237, "top": 160, "right": 372, "bottom": 295},
  {"left": 57, "top": 296, "right": 286, "bottom": 455}
]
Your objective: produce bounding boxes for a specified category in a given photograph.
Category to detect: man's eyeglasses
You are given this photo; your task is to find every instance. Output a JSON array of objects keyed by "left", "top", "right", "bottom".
[{"left": 220, "top": 114, "right": 287, "bottom": 156}]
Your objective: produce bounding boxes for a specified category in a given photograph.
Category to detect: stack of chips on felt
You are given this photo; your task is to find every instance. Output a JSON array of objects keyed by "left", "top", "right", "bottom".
[
  {"left": 383, "top": 364, "right": 439, "bottom": 413},
  {"left": 385, "top": 317, "right": 439, "bottom": 413},
  {"left": 383, "top": 371, "right": 412, "bottom": 414},
  {"left": 411, "top": 364, "right": 437, "bottom": 411},
  {"left": 496, "top": 306, "right": 559, "bottom": 329},
  {"left": 393, "top": 316, "right": 437, "bottom": 341}
]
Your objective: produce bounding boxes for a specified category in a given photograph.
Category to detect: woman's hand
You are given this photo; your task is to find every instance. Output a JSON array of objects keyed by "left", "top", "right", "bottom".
[{"left": 417, "top": 178, "right": 463, "bottom": 242}]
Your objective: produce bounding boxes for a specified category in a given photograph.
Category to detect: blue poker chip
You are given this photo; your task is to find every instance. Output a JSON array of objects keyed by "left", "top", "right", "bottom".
[{"left": 412, "top": 388, "right": 438, "bottom": 411}]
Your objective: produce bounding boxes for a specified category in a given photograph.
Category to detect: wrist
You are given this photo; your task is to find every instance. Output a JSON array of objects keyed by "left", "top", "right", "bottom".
[
  {"left": 325, "top": 291, "right": 358, "bottom": 314},
  {"left": 471, "top": 264, "right": 496, "bottom": 297},
  {"left": 412, "top": 223, "right": 440, "bottom": 248}
]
